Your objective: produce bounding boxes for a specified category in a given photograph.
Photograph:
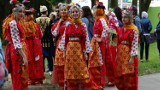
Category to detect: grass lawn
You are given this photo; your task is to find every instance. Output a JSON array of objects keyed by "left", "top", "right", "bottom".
[
  {"left": 138, "top": 42, "right": 160, "bottom": 76},
  {"left": 138, "top": 7, "right": 160, "bottom": 76}
]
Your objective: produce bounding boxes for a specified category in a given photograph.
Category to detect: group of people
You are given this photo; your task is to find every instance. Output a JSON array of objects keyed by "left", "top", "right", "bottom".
[{"left": 1, "top": 0, "right": 160, "bottom": 90}]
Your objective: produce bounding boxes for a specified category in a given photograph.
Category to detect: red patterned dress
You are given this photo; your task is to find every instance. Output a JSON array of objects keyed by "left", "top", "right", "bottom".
[
  {"left": 105, "top": 12, "right": 119, "bottom": 84},
  {"left": 59, "top": 23, "right": 98, "bottom": 90},
  {"left": 4, "top": 20, "right": 28, "bottom": 90},
  {"left": 115, "top": 24, "right": 139, "bottom": 90},
  {"left": 51, "top": 20, "right": 71, "bottom": 88},
  {"left": 25, "top": 22, "right": 44, "bottom": 84},
  {"left": 89, "top": 18, "right": 109, "bottom": 88}
]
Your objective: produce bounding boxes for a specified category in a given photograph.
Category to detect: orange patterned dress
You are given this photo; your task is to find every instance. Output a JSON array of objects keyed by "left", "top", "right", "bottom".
[
  {"left": 51, "top": 20, "right": 71, "bottom": 88},
  {"left": 59, "top": 23, "right": 98, "bottom": 90},
  {"left": 89, "top": 18, "right": 109, "bottom": 88},
  {"left": 115, "top": 24, "right": 139, "bottom": 90}
]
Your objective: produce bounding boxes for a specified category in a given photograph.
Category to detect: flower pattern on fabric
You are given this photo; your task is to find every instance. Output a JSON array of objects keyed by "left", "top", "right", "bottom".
[
  {"left": 58, "top": 29, "right": 66, "bottom": 51},
  {"left": 100, "top": 18, "right": 109, "bottom": 38},
  {"left": 9, "top": 20, "right": 22, "bottom": 49},
  {"left": 51, "top": 27, "right": 59, "bottom": 37},
  {"left": 57, "top": 21, "right": 71, "bottom": 51},
  {"left": 98, "top": 46, "right": 103, "bottom": 65},
  {"left": 107, "top": 12, "right": 119, "bottom": 28},
  {"left": 82, "top": 23, "right": 92, "bottom": 53},
  {"left": 130, "top": 31, "right": 138, "bottom": 56}
]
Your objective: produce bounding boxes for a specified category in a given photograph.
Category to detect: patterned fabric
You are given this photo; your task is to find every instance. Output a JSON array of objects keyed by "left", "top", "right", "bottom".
[
  {"left": 115, "top": 73, "right": 138, "bottom": 90},
  {"left": 59, "top": 23, "right": 92, "bottom": 53},
  {"left": 130, "top": 32, "right": 138, "bottom": 56},
  {"left": 52, "top": 66, "right": 64, "bottom": 88},
  {"left": 115, "top": 24, "right": 138, "bottom": 90},
  {"left": 5, "top": 20, "right": 28, "bottom": 90},
  {"left": 116, "top": 44, "right": 134, "bottom": 76},
  {"left": 89, "top": 67, "right": 102, "bottom": 89},
  {"left": 116, "top": 27, "right": 138, "bottom": 76},
  {"left": 26, "top": 24, "right": 44, "bottom": 83},
  {"left": 106, "top": 12, "right": 119, "bottom": 29},
  {"left": 90, "top": 17, "right": 109, "bottom": 88},
  {"left": 36, "top": 17, "right": 50, "bottom": 33},
  {"left": 9, "top": 20, "right": 22, "bottom": 49},
  {"left": 100, "top": 18, "right": 109, "bottom": 38},
  {"left": 65, "top": 42, "right": 89, "bottom": 79},
  {"left": 54, "top": 47, "right": 65, "bottom": 66},
  {"left": 82, "top": 23, "right": 92, "bottom": 53},
  {"left": 89, "top": 37, "right": 102, "bottom": 68}
]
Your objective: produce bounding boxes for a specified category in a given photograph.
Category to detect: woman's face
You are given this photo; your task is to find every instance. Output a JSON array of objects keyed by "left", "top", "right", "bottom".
[
  {"left": 59, "top": 7, "right": 67, "bottom": 17},
  {"left": 71, "top": 8, "right": 80, "bottom": 19},
  {"left": 122, "top": 14, "right": 130, "bottom": 25},
  {"left": 15, "top": 9, "right": 25, "bottom": 20}
]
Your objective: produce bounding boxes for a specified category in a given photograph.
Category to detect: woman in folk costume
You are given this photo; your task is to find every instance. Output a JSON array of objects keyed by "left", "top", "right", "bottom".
[
  {"left": 59, "top": 4, "right": 98, "bottom": 90},
  {"left": 115, "top": 8, "right": 139, "bottom": 90},
  {"left": 51, "top": 3, "right": 71, "bottom": 90},
  {"left": 105, "top": 8, "right": 119, "bottom": 86},
  {"left": 2, "top": 0, "right": 28, "bottom": 90},
  {"left": 88, "top": 2, "right": 109, "bottom": 89},
  {"left": 25, "top": 8, "right": 44, "bottom": 85}
]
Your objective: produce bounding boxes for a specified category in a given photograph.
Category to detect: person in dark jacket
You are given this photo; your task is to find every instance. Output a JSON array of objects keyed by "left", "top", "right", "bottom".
[
  {"left": 155, "top": 12, "right": 160, "bottom": 59},
  {"left": 140, "top": 11, "right": 152, "bottom": 62}
]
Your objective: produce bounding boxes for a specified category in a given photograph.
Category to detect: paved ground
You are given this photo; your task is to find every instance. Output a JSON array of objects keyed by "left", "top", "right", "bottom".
[
  {"left": 1, "top": 73, "right": 160, "bottom": 90},
  {"left": 105, "top": 73, "right": 160, "bottom": 90}
]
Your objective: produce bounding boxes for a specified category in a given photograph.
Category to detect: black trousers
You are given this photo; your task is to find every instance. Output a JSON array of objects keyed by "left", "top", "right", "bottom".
[
  {"left": 157, "top": 39, "right": 160, "bottom": 55},
  {"left": 140, "top": 38, "right": 150, "bottom": 60},
  {"left": 42, "top": 46, "right": 55, "bottom": 71}
]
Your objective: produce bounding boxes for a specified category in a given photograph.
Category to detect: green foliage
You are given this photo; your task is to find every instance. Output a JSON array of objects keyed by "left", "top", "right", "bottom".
[
  {"left": 51, "top": 0, "right": 65, "bottom": 5},
  {"left": 148, "top": 7, "right": 160, "bottom": 32}
]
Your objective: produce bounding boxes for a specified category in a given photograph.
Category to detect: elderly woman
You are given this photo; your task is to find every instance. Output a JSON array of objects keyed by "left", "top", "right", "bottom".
[
  {"left": 2, "top": 1, "right": 28, "bottom": 90},
  {"left": 115, "top": 9, "right": 139, "bottom": 90},
  {"left": 59, "top": 4, "right": 98, "bottom": 90},
  {"left": 51, "top": 3, "right": 71, "bottom": 90},
  {"left": 140, "top": 11, "right": 152, "bottom": 62}
]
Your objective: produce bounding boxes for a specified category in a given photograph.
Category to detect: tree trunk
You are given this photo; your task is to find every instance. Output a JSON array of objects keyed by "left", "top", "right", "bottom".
[
  {"left": 139, "top": 0, "right": 151, "bottom": 16},
  {"left": 132, "top": 0, "right": 137, "bottom": 6},
  {"left": 91, "top": 0, "right": 96, "bottom": 8},
  {"left": 110, "top": 0, "right": 118, "bottom": 8}
]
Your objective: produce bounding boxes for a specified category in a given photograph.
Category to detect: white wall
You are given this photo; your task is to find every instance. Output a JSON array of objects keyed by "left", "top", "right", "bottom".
[
  {"left": 72, "top": 0, "right": 91, "bottom": 8},
  {"left": 99, "top": 0, "right": 108, "bottom": 10}
]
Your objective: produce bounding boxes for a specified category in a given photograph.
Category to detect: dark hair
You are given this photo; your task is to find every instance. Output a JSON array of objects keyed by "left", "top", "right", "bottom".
[
  {"left": 82, "top": 6, "right": 93, "bottom": 18},
  {"left": 132, "top": 5, "right": 137, "bottom": 15},
  {"left": 114, "top": 7, "right": 122, "bottom": 22}
]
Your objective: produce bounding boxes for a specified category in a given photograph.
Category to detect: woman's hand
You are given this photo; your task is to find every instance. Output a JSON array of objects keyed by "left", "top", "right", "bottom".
[
  {"left": 58, "top": 18, "right": 64, "bottom": 24},
  {"left": 84, "top": 54, "right": 88, "bottom": 60},
  {"left": 129, "top": 56, "right": 134, "bottom": 64},
  {"left": 95, "top": 37, "right": 102, "bottom": 42},
  {"left": 23, "top": 56, "right": 28, "bottom": 66}
]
